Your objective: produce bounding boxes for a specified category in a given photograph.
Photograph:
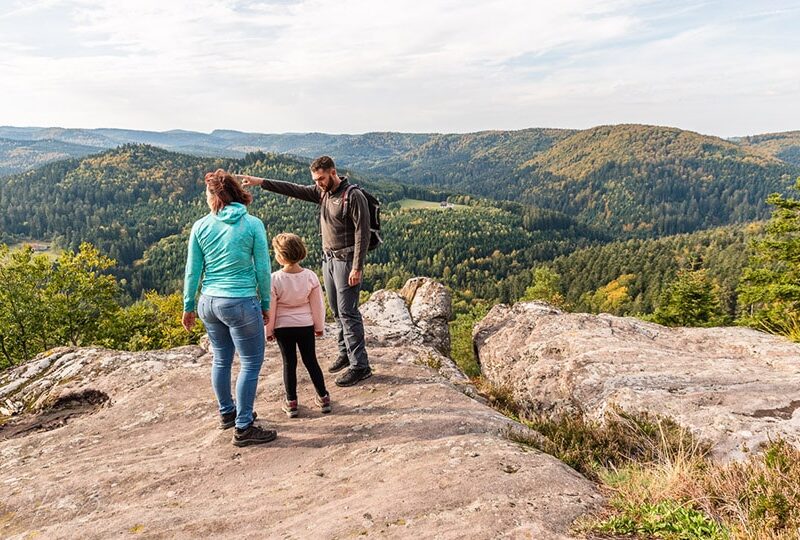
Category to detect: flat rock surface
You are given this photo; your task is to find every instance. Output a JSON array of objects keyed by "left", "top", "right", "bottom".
[
  {"left": 0, "top": 288, "right": 601, "bottom": 539},
  {"left": 474, "top": 301, "right": 800, "bottom": 460}
]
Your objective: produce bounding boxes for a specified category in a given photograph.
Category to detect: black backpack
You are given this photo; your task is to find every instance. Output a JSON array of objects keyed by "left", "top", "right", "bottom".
[{"left": 341, "top": 184, "right": 382, "bottom": 251}]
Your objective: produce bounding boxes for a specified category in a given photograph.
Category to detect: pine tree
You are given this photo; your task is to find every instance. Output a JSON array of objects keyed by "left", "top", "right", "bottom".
[
  {"left": 652, "top": 269, "right": 727, "bottom": 327},
  {"left": 521, "top": 266, "right": 565, "bottom": 308},
  {"left": 737, "top": 178, "right": 800, "bottom": 339}
]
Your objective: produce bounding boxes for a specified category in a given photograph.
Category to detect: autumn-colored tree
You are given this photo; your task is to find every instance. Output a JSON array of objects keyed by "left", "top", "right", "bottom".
[
  {"left": 580, "top": 274, "right": 635, "bottom": 314},
  {"left": 0, "top": 243, "right": 118, "bottom": 367},
  {"left": 46, "top": 243, "right": 118, "bottom": 346}
]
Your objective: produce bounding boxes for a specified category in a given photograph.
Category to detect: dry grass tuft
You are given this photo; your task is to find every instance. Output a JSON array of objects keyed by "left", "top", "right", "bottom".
[{"left": 476, "top": 379, "right": 800, "bottom": 538}]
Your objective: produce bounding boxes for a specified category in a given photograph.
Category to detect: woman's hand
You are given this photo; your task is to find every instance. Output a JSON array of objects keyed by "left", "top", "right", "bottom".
[
  {"left": 262, "top": 310, "right": 269, "bottom": 325},
  {"left": 182, "top": 312, "right": 196, "bottom": 332},
  {"left": 235, "top": 174, "right": 263, "bottom": 187},
  {"left": 314, "top": 330, "right": 324, "bottom": 337}
]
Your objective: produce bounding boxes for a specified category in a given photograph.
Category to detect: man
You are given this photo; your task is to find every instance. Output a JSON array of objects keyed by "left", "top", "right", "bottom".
[{"left": 237, "top": 156, "right": 372, "bottom": 387}]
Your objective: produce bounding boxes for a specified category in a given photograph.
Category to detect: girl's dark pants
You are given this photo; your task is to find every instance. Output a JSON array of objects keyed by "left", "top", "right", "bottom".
[{"left": 274, "top": 325, "right": 328, "bottom": 401}]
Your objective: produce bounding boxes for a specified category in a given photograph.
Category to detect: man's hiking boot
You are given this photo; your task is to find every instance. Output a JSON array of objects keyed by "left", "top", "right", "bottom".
[
  {"left": 220, "top": 410, "right": 257, "bottom": 430},
  {"left": 315, "top": 394, "right": 332, "bottom": 413},
  {"left": 281, "top": 399, "right": 299, "bottom": 418},
  {"left": 232, "top": 422, "right": 277, "bottom": 447},
  {"left": 328, "top": 355, "right": 350, "bottom": 373},
  {"left": 335, "top": 367, "right": 372, "bottom": 387}
]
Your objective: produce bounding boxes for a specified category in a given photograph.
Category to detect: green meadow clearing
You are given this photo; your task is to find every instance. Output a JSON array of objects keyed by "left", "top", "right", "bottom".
[
  {"left": 396, "top": 198, "right": 469, "bottom": 210},
  {"left": 8, "top": 240, "right": 62, "bottom": 259}
]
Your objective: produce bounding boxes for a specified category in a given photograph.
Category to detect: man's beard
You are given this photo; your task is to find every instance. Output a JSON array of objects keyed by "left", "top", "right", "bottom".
[{"left": 321, "top": 174, "right": 336, "bottom": 192}]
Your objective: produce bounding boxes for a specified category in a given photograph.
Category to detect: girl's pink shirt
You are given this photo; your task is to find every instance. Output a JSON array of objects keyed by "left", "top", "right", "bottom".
[{"left": 266, "top": 268, "right": 325, "bottom": 337}]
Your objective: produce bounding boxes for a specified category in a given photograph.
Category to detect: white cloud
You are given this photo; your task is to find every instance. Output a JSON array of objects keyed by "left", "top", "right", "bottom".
[{"left": 0, "top": 0, "right": 797, "bottom": 136}]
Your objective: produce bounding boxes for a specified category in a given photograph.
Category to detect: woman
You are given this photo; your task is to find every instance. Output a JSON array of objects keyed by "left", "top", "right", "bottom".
[{"left": 182, "top": 168, "right": 276, "bottom": 447}]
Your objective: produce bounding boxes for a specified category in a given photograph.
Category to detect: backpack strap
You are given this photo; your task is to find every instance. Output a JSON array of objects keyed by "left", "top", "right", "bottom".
[{"left": 342, "top": 184, "right": 358, "bottom": 216}]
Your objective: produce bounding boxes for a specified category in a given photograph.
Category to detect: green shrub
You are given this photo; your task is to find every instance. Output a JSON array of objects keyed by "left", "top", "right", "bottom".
[
  {"left": 98, "top": 291, "right": 205, "bottom": 351},
  {"left": 448, "top": 303, "right": 489, "bottom": 377},
  {"left": 0, "top": 243, "right": 118, "bottom": 368},
  {"left": 593, "top": 500, "right": 728, "bottom": 539}
]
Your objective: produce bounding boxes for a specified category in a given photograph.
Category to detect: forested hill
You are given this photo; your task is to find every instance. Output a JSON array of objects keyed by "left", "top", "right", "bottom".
[
  {"left": 360, "top": 124, "right": 797, "bottom": 238},
  {"left": 0, "top": 137, "right": 105, "bottom": 176},
  {"left": 356, "top": 128, "right": 575, "bottom": 185},
  {"left": 0, "top": 144, "right": 601, "bottom": 305},
  {"left": 546, "top": 223, "right": 759, "bottom": 316},
  {"left": 359, "top": 124, "right": 797, "bottom": 237},
  {"left": 4, "top": 124, "right": 796, "bottom": 241},
  {"left": 0, "top": 145, "right": 417, "bottom": 290},
  {"left": 513, "top": 125, "right": 798, "bottom": 236},
  {"left": 734, "top": 131, "right": 800, "bottom": 167}
]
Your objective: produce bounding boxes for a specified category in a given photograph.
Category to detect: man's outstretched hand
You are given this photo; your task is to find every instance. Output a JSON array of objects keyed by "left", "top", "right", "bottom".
[{"left": 235, "top": 174, "right": 263, "bottom": 187}]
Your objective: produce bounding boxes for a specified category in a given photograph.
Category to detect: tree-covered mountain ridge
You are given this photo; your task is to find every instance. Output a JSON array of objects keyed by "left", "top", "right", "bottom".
[
  {"left": 3, "top": 123, "right": 797, "bottom": 176},
  {"left": 0, "top": 144, "right": 599, "bottom": 307},
  {"left": 524, "top": 124, "right": 781, "bottom": 179},
  {"left": 3, "top": 123, "right": 797, "bottom": 238},
  {"left": 511, "top": 124, "right": 798, "bottom": 236},
  {"left": 733, "top": 130, "right": 800, "bottom": 167}
]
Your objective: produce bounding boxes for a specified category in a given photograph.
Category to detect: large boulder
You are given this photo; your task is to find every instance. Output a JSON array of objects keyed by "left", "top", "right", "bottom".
[
  {"left": 360, "top": 277, "right": 451, "bottom": 356},
  {"left": 401, "top": 277, "right": 452, "bottom": 356},
  {"left": 0, "top": 281, "right": 601, "bottom": 539},
  {"left": 474, "top": 301, "right": 800, "bottom": 460}
]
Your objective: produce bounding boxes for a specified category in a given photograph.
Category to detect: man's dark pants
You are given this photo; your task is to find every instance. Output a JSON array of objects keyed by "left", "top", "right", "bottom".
[{"left": 322, "top": 253, "right": 370, "bottom": 369}]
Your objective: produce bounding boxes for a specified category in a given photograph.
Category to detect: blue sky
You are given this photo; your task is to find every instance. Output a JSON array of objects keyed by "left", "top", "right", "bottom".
[{"left": 0, "top": 0, "right": 797, "bottom": 136}]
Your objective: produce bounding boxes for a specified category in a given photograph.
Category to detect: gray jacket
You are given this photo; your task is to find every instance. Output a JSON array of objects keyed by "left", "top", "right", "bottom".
[{"left": 259, "top": 177, "right": 370, "bottom": 270}]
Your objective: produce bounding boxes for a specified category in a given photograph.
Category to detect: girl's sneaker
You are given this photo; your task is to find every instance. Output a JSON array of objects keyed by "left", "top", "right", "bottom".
[
  {"left": 315, "top": 394, "right": 332, "bottom": 414},
  {"left": 281, "top": 399, "right": 299, "bottom": 418}
]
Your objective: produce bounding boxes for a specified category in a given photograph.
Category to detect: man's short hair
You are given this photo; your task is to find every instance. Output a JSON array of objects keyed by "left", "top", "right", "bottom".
[{"left": 310, "top": 156, "right": 335, "bottom": 172}]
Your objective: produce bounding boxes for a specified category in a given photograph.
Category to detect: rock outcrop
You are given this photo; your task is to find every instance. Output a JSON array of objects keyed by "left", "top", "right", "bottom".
[
  {"left": 474, "top": 301, "right": 800, "bottom": 460},
  {"left": 361, "top": 277, "right": 451, "bottom": 356},
  {"left": 0, "top": 280, "right": 601, "bottom": 539},
  {"left": 400, "top": 277, "right": 452, "bottom": 356}
]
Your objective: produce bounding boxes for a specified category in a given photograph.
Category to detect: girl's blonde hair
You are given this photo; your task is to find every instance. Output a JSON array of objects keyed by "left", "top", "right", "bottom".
[{"left": 272, "top": 233, "right": 307, "bottom": 264}]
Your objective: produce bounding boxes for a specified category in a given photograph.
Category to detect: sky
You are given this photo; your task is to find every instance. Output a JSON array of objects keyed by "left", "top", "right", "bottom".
[{"left": 0, "top": 0, "right": 798, "bottom": 137}]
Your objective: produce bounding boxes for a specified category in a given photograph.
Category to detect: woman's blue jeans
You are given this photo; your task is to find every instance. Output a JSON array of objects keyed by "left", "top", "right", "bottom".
[{"left": 197, "top": 295, "right": 265, "bottom": 429}]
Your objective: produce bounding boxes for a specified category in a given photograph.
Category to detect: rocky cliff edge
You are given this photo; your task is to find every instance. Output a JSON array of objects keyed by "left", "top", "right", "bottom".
[{"left": 0, "top": 279, "right": 601, "bottom": 539}]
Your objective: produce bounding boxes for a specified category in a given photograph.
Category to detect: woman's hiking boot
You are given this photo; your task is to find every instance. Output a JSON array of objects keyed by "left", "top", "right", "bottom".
[
  {"left": 220, "top": 410, "right": 257, "bottom": 430},
  {"left": 232, "top": 422, "right": 277, "bottom": 447}
]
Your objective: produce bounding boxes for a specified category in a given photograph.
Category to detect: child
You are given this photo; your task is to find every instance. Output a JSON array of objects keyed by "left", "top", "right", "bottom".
[{"left": 267, "top": 233, "right": 331, "bottom": 417}]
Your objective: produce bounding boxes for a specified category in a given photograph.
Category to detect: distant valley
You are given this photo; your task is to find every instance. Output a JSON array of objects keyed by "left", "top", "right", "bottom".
[{"left": 0, "top": 123, "right": 798, "bottom": 318}]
